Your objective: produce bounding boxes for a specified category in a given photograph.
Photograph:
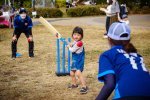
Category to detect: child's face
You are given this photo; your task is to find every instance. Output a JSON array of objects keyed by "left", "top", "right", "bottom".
[
  {"left": 72, "top": 32, "right": 82, "bottom": 41},
  {"left": 20, "top": 12, "right": 27, "bottom": 19}
]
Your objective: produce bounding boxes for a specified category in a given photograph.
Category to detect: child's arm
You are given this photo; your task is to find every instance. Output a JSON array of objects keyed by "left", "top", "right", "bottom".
[
  {"left": 100, "top": 8, "right": 106, "bottom": 12},
  {"left": 67, "top": 41, "right": 83, "bottom": 53},
  {"left": 13, "top": 16, "right": 19, "bottom": 40},
  {"left": 27, "top": 16, "right": 33, "bottom": 30},
  {"left": 27, "top": 16, "right": 33, "bottom": 36},
  {"left": 13, "top": 16, "right": 19, "bottom": 33},
  {"left": 96, "top": 74, "right": 115, "bottom": 100},
  {"left": 100, "top": 7, "right": 112, "bottom": 15}
]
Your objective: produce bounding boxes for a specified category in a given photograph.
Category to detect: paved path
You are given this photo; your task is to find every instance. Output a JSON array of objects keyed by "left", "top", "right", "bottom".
[{"left": 33, "top": 15, "right": 150, "bottom": 29}]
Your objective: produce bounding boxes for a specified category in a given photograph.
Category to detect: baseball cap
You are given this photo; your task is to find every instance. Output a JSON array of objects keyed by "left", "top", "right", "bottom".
[
  {"left": 19, "top": 8, "right": 27, "bottom": 14},
  {"left": 107, "top": 22, "right": 131, "bottom": 40}
]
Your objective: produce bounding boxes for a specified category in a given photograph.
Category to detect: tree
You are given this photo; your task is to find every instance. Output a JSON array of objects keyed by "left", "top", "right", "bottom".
[{"left": 15, "top": 0, "right": 24, "bottom": 7}]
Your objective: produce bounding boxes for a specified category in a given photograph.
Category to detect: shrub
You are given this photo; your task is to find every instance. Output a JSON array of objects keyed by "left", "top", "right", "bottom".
[
  {"left": 67, "top": 7, "right": 83, "bottom": 17},
  {"left": 128, "top": 6, "right": 150, "bottom": 14},
  {"left": 55, "top": 0, "right": 66, "bottom": 8},
  {"left": 129, "top": 5, "right": 141, "bottom": 14},
  {"left": 23, "top": 1, "right": 32, "bottom": 8},
  {"left": 66, "top": 5, "right": 105, "bottom": 17},
  {"left": 141, "top": 6, "right": 150, "bottom": 14},
  {"left": 27, "top": 8, "right": 63, "bottom": 18}
]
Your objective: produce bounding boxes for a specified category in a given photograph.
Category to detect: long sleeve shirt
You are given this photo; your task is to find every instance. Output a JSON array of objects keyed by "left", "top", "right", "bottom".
[
  {"left": 68, "top": 41, "right": 83, "bottom": 54},
  {"left": 13, "top": 15, "right": 33, "bottom": 31}
]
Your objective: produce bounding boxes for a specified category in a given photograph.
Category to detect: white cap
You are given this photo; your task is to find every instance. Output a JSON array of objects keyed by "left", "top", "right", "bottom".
[{"left": 107, "top": 22, "right": 131, "bottom": 40}]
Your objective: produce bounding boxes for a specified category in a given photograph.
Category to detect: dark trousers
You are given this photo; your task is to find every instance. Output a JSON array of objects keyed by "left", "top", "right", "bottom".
[
  {"left": 11, "top": 30, "right": 34, "bottom": 57},
  {"left": 66, "top": 2, "right": 72, "bottom": 12},
  {"left": 66, "top": 2, "right": 72, "bottom": 8},
  {"left": 106, "top": 16, "right": 110, "bottom": 34},
  {"left": 105, "top": 15, "right": 118, "bottom": 35}
]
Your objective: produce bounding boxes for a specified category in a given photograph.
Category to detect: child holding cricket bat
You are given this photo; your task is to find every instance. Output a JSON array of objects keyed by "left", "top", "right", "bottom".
[{"left": 67, "top": 26, "right": 88, "bottom": 94}]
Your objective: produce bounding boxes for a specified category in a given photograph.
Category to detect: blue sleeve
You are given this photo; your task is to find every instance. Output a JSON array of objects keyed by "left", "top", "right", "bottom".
[
  {"left": 96, "top": 74, "right": 116, "bottom": 100},
  {"left": 98, "top": 53, "right": 115, "bottom": 82},
  {"left": 27, "top": 17, "right": 33, "bottom": 29}
]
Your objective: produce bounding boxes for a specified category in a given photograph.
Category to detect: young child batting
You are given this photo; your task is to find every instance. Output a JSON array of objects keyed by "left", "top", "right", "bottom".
[
  {"left": 67, "top": 26, "right": 88, "bottom": 94},
  {"left": 96, "top": 22, "right": 150, "bottom": 100}
]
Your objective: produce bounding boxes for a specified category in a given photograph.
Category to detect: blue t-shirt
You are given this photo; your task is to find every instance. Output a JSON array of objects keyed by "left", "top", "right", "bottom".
[
  {"left": 98, "top": 45, "right": 150, "bottom": 99},
  {"left": 13, "top": 15, "right": 33, "bottom": 31}
]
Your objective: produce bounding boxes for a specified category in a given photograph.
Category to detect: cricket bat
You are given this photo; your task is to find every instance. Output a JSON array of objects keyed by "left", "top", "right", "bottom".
[{"left": 39, "top": 17, "right": 62, "bottom": 39}]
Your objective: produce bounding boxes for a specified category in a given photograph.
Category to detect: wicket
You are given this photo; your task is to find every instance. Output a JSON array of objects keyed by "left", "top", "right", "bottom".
[{"left": 56, "top": 38, "right": 71, "bottom": 76}]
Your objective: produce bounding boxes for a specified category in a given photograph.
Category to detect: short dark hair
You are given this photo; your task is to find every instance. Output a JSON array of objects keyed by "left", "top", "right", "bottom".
[
  {"left": 72, "top": 26, "right": 83, "bottom": 40},
  {"left": 19, "top": 8, "right": 27, "bottom": 14}
]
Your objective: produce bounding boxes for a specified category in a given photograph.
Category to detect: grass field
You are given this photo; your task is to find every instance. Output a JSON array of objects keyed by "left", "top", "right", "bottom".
[{"left": 0, "top": 24, "right": 150, "bottom": 100}]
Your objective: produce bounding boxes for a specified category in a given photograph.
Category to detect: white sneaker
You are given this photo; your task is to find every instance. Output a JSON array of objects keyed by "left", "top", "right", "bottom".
[
  {"left": 103, "top": 35, "right": 108, "bottom": 38},
  {"left": 12, "top": 57, "right": 16, "bottom": 60}
]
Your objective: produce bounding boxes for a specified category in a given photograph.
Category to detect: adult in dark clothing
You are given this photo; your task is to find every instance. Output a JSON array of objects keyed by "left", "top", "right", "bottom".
[{"left": 11, "top": 8, "right": 34, "bottom": 59}]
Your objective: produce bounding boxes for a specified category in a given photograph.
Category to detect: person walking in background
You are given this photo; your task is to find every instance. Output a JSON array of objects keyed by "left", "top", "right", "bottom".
[
  {"left": 67, "top": 26, "right": 88, "bottom": 94},
  {"left": 119, "top": 3, "right": 128, "bottom": 19},
  {"left": 66, "top": 0, "right": 72, "bottom": 12},
  {"left": 100, "top": 0, "right": 120, "bottom": 38},
  {"left": 96, "top": 22, "right": 150, "bottom": 100},
  {"left": 119, "top": 3, "right": 129, "bottom": 25},
  {"left": 11, "top": 8, "right": 34, "bottom": 59}
]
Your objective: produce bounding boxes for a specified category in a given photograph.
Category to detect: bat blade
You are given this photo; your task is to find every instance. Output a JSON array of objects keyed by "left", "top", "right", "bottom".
[{"left": 39, "top": 17, "right": 62, "bottom": 39}]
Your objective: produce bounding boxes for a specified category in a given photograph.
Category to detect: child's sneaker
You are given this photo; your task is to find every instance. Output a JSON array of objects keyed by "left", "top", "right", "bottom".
[
  {"left": 80, "top": 86, "right": 88, "bottom": 94},
  {"left": 68, "top": 84, "right": 78, "bottom": 89}
]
